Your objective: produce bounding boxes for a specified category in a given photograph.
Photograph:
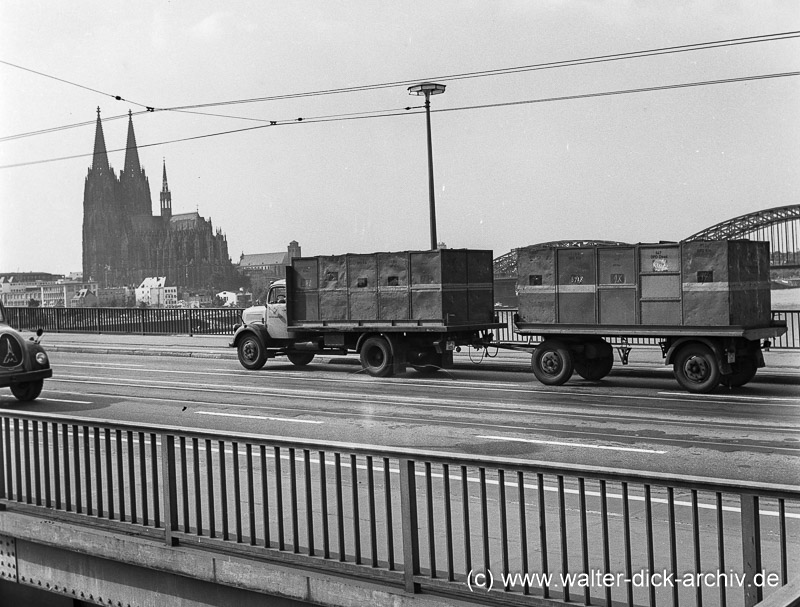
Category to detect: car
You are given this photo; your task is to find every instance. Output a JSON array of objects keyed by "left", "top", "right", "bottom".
[{"left": 0, "top": 301, "right": 52, "bottom": 401}]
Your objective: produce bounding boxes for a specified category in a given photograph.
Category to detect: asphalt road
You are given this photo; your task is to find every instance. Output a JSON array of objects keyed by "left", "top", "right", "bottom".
[{"left": 5, "top": 347, "right": 798, "bottom": 486}]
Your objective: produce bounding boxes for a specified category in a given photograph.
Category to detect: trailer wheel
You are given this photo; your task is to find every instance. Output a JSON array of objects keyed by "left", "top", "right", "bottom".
[
  {"left": 574, "top": 340, "right": 614, "bottom": 381},
  {"left": 720, "top": 357, "right": 758, "bottom": 388},
  {"left": 531, "top": 340, "right": 574, "bottom": 386},
  {"left": 11, "top": 380, "right": 44, "bottom": 402},
  {"left": 287, "top": 352, "right": 315, "bottom": 366},
  {"left": 237, "top": 334, "right": 267, "bottom": 370},
  {"left": 673, "top": 344, "right": 720, "bottom": 393},
  {"left": 360, "top": 337, "right": 394, "bottom": 377},
  {"left": 574, "top": 354, "right": 614, "bottom": 381}
]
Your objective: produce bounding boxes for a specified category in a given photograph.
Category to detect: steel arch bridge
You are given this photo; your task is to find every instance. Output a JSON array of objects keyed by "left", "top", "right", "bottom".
[
  {"left": 684, "top": 204, "right": 800, "bottom": 268},
  {"left": 493, "top": 204, "right": 800, "bottom": 275}
]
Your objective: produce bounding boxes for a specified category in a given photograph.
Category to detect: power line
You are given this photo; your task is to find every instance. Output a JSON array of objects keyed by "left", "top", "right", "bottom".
[
  {"left": 2, "top": 30, "right": 797, "bottom": 142},
  {"left": 0, "top": 60, "right": 155, "bottom": 111},
  {"left": 162, "top": 30, "right": 800, "bottom": 112},
  {"left": 2, "top": 71, "right": 796, "bottom": 171}
]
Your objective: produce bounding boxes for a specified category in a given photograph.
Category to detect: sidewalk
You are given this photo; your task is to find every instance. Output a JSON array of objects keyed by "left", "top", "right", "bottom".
[{"left": 35, "top": 330, "right": 800, "bottom": 374}]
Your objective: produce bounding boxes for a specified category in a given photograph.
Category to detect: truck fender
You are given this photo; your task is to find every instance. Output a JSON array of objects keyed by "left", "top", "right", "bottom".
[
  {"left": 233, "top": 325, "right": 270, "bottom": 350},
  {"left": 664, "top": 337, "right": 727, "bottom": 372}
]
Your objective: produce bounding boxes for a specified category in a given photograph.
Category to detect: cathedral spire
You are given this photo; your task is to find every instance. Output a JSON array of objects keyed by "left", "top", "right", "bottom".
[
  {"left": 92, "top": 107, "right": 110, "bottom": 172},
  {"left": 123, "top": 110, "right": 142, "bottom": 175},
  {"left": 160, "top": 158, "right": 172, "bottom": 218}
]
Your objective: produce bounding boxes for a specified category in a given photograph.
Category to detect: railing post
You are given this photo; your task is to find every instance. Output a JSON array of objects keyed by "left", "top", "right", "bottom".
[
  {"left": 161, "top": 433, "right": 179, "bottom": 546},
  {"left": 399, "top": 458, "right": 420, "bottom": 594},
  {"left": 741, "top": 493, "right": 763, "bottom": 607}
]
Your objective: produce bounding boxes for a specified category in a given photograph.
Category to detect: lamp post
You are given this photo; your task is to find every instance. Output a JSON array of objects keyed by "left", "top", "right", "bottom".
[{"left": 408, "top": 82, "right": 446, "bottom": 250}]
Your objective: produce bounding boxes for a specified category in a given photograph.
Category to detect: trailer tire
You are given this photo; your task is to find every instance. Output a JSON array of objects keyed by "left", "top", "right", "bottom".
[
  {"left": 360, "top": 336, "right": 394, "bottom": 377},
  {"left": 673, "top": 343, "right": 720, "bottom": 393},
  {"left": 531, "top": 340, "right": 574, "bottom": 386},
  {"left": 574, "top": 339, "right": 614, "bottom": 381},
  {"left": 11, "top": 380, "right": 44, "bottom": 402},
  {"left": 720, "top": 357, "right": 758, "bottom": 388},
  {"left": 237, "top": 334, "right": 268, "bottom": 370},
  {"left": 287, "top": 352, "right": 315, "bottom": 366},
  {"left": 574, "top": 354, "right": 614, "bottom": 381}
]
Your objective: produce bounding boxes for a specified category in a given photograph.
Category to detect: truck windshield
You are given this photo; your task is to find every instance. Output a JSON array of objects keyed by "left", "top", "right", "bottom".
[{"left": 268, "top": 287, "right": 286, "bottom": 304}]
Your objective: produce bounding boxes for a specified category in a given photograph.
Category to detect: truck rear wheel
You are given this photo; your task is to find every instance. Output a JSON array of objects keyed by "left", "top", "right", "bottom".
[
  {"left": 531, "top": 340, "right": 574, "bottom": 386},
  {"left": 360, "top": 336, "right": 394, "bottom": 377},
  {"left": 11, "top": 380, "right": 44, "bottom": 402},
  {"left": 673, "top": 343, "right": 720, "bottom": 393},
  {"left": 287, "top": 352, "right": 315, "bottom": 366},
  {"left": 238, "top": 335, "right": 267, "bottom": 370}
]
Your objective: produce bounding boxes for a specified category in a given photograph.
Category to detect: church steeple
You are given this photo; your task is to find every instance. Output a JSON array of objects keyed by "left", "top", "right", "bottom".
[
  {"left": 92, "top": 107, "right": 110, "bottom": 172},
  {"left": 160, "top": 158, "right": 172, "bottom": 218},
  {"left": 123, "top": 110, "right": 141, "bottom": 175}
]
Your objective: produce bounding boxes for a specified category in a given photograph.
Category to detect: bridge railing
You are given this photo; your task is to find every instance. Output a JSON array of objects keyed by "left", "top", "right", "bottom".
[
  {"left": 1, "top": 411, "right": 796, "bottom": 607},
  {"left": 5, "top": 307, "right": 799, "bottom": 349}
]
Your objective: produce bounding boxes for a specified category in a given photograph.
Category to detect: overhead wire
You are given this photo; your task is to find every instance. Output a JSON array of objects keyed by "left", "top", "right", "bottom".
[
  {"left": 1, "top": 30, "right": 798, "bottom": 142},
  {"left": 1, "top": 70, "right": 797, "bottom": 170}
]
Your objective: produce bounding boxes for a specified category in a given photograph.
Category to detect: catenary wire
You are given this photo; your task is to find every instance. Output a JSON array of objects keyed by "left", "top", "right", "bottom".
[
  {"left": 1, "top": 70, "right": 796, "bottom": 171},
  {"left": 1, "top": 30, "right": 797, "bottom": 142}
]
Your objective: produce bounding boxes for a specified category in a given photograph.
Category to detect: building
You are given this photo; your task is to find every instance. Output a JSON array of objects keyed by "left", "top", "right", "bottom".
[
  {"left": 237, "top": 241, "right": 302, "bottom": 294},
  {"left": 135, "top": 277, "right": 178, "bottom": 308},
  {"left": 0, "top": 275, "right": 99, "bottom": 308},
  {"left": 83, "top": 108, "right": 235, "bottom": 290}
]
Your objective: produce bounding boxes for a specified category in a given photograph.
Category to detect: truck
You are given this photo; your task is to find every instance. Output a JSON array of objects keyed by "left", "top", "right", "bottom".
[
  {"left": 513, "top": 240, "right": 787, "bottom": 393},
  {"left": 232, "top": 248, "right": 501, "bottom": 376}
]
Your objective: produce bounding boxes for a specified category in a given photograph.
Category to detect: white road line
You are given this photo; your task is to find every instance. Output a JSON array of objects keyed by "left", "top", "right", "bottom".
[
  {"left": 195, "top": 411, "right": 323, "bottom": 424},
  {"left": 658, "top": 391, "right": 800, "bottom": 402},
  {"left": 40, "top": 398, "right": 93, "bottom": 404},
  {"left": 478, "top": 434, "right": 668, "bottom": 454}
]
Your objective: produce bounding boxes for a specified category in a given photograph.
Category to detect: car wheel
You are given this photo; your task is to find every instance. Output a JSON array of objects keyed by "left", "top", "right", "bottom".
[{"left": 11, "top": 380, "right": 44, "bottom": 402}]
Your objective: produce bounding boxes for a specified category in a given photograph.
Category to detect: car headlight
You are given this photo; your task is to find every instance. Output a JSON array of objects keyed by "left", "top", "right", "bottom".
[{"left": 35, "top": 352, "right": 48, "bottom": 366}]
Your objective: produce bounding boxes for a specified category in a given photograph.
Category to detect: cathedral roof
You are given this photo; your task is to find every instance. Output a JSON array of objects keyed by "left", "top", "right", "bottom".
[{"left": 239, "top": 252, "right": 288, "bottom": 267}]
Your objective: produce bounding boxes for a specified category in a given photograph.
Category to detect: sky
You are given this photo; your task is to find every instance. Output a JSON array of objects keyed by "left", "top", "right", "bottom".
[{"left": 1, "top": 1, "right": 798, "bottom": 276}]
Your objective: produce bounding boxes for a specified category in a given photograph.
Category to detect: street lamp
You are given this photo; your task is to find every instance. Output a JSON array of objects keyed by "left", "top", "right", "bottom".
[{"left": 408, "top": 82, "right": 446, "bottom": 250}]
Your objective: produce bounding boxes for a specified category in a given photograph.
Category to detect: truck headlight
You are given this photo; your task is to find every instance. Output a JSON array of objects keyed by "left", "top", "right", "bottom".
[{"left": 35, "top": 352, "right": 48, "bottom": 366}]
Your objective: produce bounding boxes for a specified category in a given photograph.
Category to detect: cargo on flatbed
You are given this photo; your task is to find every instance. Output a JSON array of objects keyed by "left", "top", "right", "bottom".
[{"left": 513, "top": 240, "right": 786, "bottom": 393}]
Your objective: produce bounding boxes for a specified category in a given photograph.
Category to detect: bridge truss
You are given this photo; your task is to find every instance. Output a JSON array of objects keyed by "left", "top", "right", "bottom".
[{"left": 494, "top": 204, "right": 800, "bottom": 275}]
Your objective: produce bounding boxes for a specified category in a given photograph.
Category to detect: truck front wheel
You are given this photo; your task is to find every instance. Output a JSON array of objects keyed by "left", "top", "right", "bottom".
[
  {"left": 360, "top": 337, "right": 394, "bottom": 377},
  {"left": 238, "top": 335, "right": 267, "bottom": 370},
  {"left": 11, "top": 380, "right": 44, "bottom": 402},
  {"left": 673, "top": 344, "right": 720, "bottom": 393},
  {"left": 531, "top": 340, "right": 574, "bottom": 386}
]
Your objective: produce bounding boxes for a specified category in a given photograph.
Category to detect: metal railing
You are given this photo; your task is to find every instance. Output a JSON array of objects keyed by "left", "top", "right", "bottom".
[
  {"left": 0, "top": 411, "right": 796, "bottom": 607},
  {"left": 5, "top": 306, "right": 240, "bottom": 336},
  {"left": 5, "top": 307, "right": 799, "bottom": 348}
]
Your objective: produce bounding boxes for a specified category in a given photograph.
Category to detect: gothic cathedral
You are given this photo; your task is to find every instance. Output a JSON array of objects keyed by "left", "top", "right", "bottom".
[{"left": 82, "top": 109, "right": 234, "bottom": 290}]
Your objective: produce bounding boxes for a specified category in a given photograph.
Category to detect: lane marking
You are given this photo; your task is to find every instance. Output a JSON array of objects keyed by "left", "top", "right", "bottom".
[
  {"left": 40, "top": 398, "right": 93, "bottom": 404},
  {"left": 195, "top": 411, "right": 323, "bottom": 424},
  {"left": 478, "top": 434, "right": 668, "bottom": 454},
  {"left": 659, "top": 391, "right": 800, "bottom": 403}
]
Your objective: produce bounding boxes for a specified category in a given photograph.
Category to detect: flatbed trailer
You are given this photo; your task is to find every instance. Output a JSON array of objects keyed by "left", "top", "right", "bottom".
[{"left": 513, "top": 240, "right": 788, "bottom": 392}]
